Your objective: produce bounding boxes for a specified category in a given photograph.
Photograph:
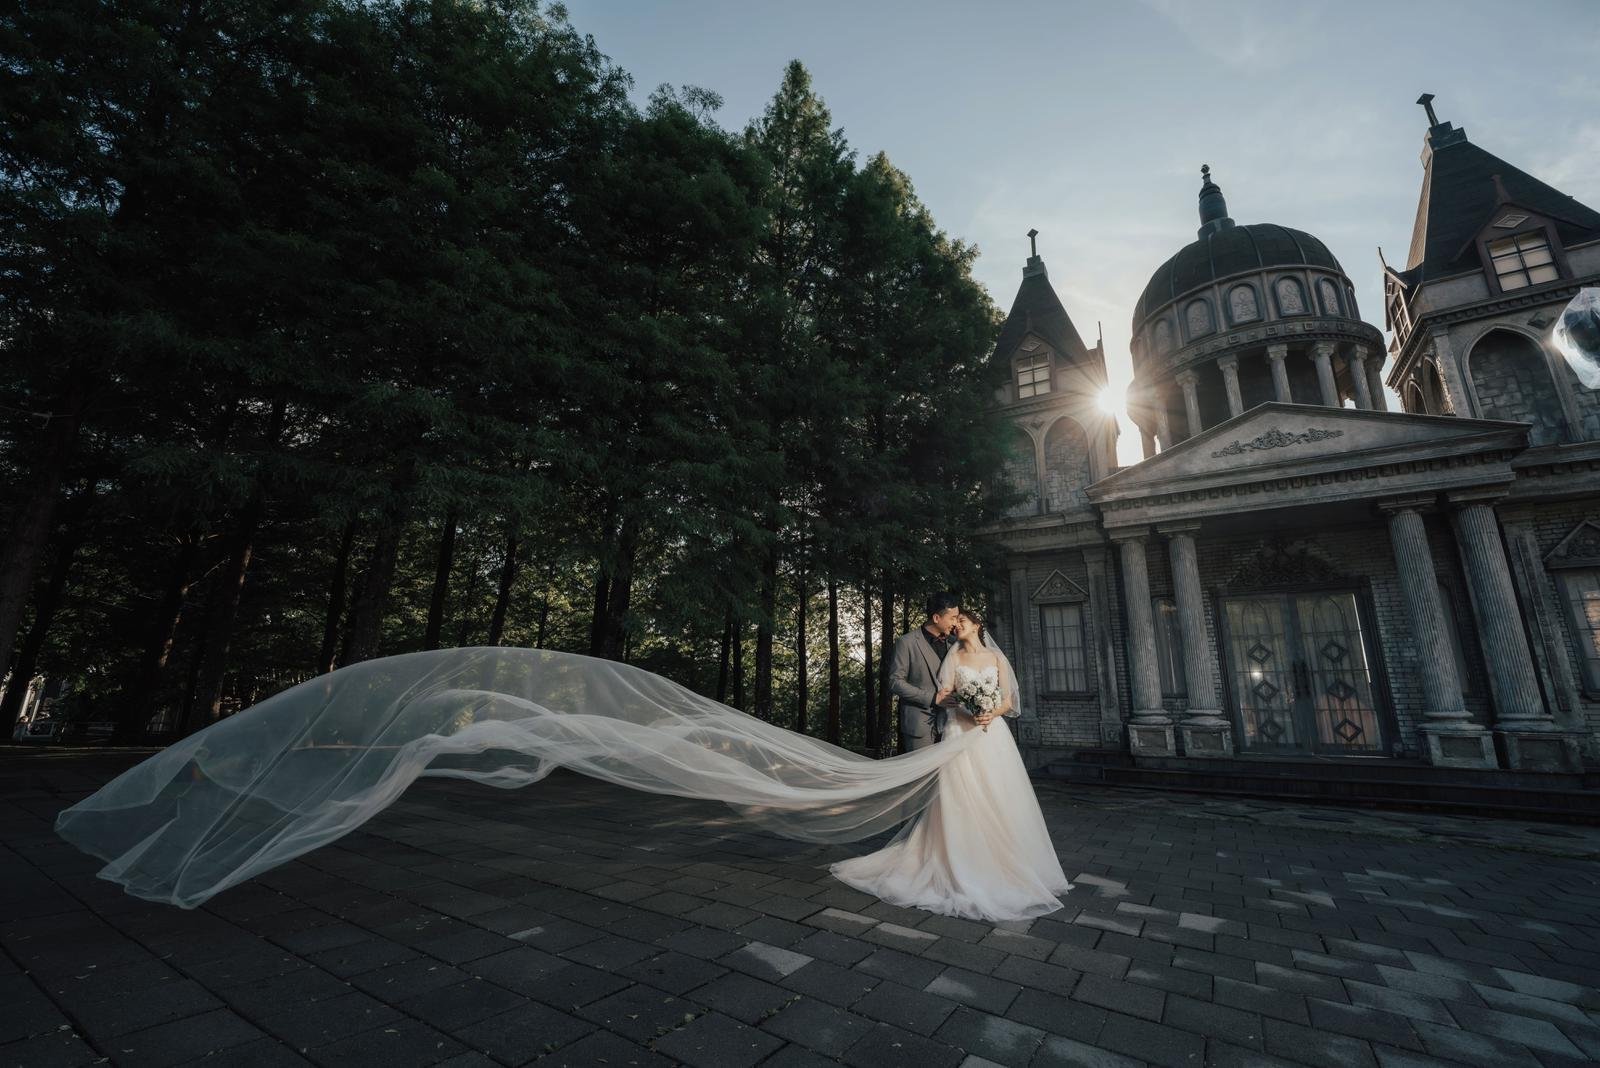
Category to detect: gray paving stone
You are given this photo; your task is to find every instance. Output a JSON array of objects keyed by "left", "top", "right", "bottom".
[
  {"left": 112, "top": 1008, "right": 264, "bottom": 1068},
  {"left": 780, "top": 958, "right": 880, "bottom": 1008},
  {"left": 853, "top": 979, "right": 960, "bottom": 1036},
  {"left": 933, "top": 1006, "right": 1046, "bottom": 1066},
  {"left": 841, "top": 1021, "right": 964, "bottom": 1068},
  {"left": 1443, "top": 1000, "right": 1586, "bottom": 1057},
  {"left": 856, "top": 946, "right": 948, "bottom": 990},
  {"left": 926, "top": 966, "right": 1023, "bottom": 1016},
  {"left": 1003, "top": 987, "right": 1106, "bottom": 1042},
  {"left": 687, "top": 970, "right": 796, "bottom": 1025},
  {"left": 304, "top": 1017, "right": 466, "bottom": 1067},
  {"left": 760, "top": 996, "right": 874, "bottom": 1056},
  {"left": 652, "top": 1010, "right": 784, "bottom": 1068},
  {"left": 529, "top": 1027, "right": 673, "bottom": 1067},
  {"left": 1306, "top": 997, "right": 1422, "bottom": 1051},
  {"left": 251, "top": 990, "right": 401, "bottom": 1049},
  {"left": 451, "top": 1001, "right": 593, "bottom": 1061},
  {"left": 1030, "top": 1034, "right": 1144, "bottom": 1067},
  {"left": 1094, "top": 1009, "right": 1205, "bottom": 1068},
  {"left": 1071, "top": 973, "right": 1165, "bottom": 1023},
  {"left": 575, "top": 984, "right": 701, "bottom": 1042},
  {"left": 992, "top": 955, "right": 1080, "bottom": 996},
  {"left": 1262, "top": 1017, "right": 1378, "bottom": 1068}
]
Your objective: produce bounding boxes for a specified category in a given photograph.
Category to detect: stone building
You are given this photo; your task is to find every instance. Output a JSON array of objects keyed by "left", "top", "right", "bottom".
[{"left": 989, "top": 102, "right": 1600, "bottom": 779}]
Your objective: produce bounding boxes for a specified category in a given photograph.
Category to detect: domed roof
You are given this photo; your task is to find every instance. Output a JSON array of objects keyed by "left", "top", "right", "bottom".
[{"left": 1133, "top": 168, "right": 1345, "bottom": 327}]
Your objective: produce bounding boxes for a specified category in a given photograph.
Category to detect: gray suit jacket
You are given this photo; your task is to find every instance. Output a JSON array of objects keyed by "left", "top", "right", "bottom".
[{"left": 890, "top": 629, "right": 948, "bottom": 745}]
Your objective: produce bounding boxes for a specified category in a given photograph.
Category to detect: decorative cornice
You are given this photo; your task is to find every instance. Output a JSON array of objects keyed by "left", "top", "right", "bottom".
[
  {"left": 1210, "top": 426, "right": 1343, "bottom": 459},
  {"left": 1092, "top": 448, "right": 1523, "bottom": 516},
  {"left": 1390, "top": 276, "right": 1596, "bottom": 380}
]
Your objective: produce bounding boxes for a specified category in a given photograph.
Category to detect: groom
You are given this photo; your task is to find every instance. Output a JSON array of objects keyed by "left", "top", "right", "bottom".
[{"left": 890, "top": 592, "right": 962, "bottom": 752}]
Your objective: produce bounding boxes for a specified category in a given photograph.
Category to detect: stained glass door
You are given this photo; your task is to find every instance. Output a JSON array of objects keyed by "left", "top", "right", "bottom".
[{"left": 1223, "top": 591, "right": 1386, "bottom": 755}]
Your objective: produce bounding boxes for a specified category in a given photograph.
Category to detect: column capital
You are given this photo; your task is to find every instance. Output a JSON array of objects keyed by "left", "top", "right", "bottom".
[
  {"left": 1348, "top": 344, "right": 1370, "bottom": 364},
  {"left": 1445, "top": 485, "right": 1511, "bottom": 508},
  {"left": 1266, "top": 342, "right": 1289, "bottom": 361},
  {"left": 1375, "top": 493, "right": 1438, "bottom": 516},
  {"left": 1175, "top": 369, "right": 1200, "bottom": 388},
  {"left": 1106, "top": 526, "right": 1151, "bottom": 544},
  {"left": 1216, "top": 353, "right": 1239, "bottom": 371},
  {"left": 1311, "top": 339, "right": 1338, "bottom": 360},
  {"left": 1155, "top": 521, "right": 1203, "bottom": 537}
]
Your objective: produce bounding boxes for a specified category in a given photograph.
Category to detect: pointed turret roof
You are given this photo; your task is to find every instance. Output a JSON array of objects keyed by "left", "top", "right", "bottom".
[
  {"left": 993, "top": 233, "right": 1094, "bottom": 370},
  {"left": 1402, "top": 99, "right": 1600, "bottom": 284}
]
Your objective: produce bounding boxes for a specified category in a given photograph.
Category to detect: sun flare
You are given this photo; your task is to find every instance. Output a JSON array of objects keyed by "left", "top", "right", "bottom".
[{"left": 1096, "top": 385, "right": 1121, "bottom": 417}]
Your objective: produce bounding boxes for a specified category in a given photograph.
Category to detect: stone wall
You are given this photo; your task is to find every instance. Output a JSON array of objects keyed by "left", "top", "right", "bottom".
[
  {"left": 1467, "top": 331, "right": 1567, "bottom": 445},
  {"left": 1043, "top": 419, "right": 1092, "bottom": 512},
  {"left": 1497, "top": 499, "right": 1600, "bottom": 752}
]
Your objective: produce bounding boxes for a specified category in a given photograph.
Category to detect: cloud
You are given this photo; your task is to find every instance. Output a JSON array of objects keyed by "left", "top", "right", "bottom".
[{"left": 1136, "top": 0, "right": 1320, "bottom": 70}]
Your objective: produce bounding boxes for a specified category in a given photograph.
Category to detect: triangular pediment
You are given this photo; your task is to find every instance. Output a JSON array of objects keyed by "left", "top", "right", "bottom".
[
  {"left": 1090, "top": 402, "right": 1527, "bottom": 502},
  {"left": 1030, "top": 570, "right": 1088, "bottom": 603},
  {"left": 1546, "top": 521, "right": 1600, "bottom": 567}
]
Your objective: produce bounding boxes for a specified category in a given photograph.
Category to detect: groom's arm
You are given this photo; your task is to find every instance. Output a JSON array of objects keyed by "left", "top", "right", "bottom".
[{"left": 887, "top": 637, "right": 934, "bottom": 708}]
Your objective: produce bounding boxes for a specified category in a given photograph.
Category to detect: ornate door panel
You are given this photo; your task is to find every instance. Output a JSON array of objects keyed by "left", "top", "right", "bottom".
[
  {"left": 1293, "top": 593, "right": 1385, "bottom": 754},
  {"left": 1222, "top": 591, "right": 1387, "bottom": 755}
]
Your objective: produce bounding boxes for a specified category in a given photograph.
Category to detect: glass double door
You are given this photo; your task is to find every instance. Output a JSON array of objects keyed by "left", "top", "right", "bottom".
[{"left": 1221, "top": 590, "right": 1387, "bottom": 755}]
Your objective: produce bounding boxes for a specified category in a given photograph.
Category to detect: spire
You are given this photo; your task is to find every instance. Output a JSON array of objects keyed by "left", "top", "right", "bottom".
[
  {"left": 1197, "top": 164, "right": 1235, "bottom": 239},
  {"left": 1416, "top": 91, "right": 1467, "bottom": 159},
  {"left": 1023, "top": 227, "right": 1047, "bottom": 278}
]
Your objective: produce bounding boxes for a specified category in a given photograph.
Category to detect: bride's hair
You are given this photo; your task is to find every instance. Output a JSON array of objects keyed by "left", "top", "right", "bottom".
[{"left": 959, "top": 608, "right": 987, "bottom": 644}]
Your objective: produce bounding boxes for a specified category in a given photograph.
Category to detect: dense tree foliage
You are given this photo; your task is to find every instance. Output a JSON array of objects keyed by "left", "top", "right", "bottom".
[{"left": 1, "top": 0, "right": 1006, "bottom": 750}]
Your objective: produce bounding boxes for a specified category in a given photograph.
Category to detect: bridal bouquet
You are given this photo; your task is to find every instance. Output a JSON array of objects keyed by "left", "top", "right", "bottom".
[{"left": 955, "top": 675, "right": 1004, "bottom": 733}]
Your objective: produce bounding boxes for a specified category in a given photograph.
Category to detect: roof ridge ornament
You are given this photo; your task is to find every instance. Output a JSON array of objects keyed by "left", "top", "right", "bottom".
[
  {"left": 1197, "top": 163, "right": 1234, "bottom": 239},
  {"left": 1418, "top": 92, "right": 1440, "bottom": 128}
]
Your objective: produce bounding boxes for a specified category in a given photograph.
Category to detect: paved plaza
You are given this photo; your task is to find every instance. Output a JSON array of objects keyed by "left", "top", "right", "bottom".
[{"left": 3, "top": 748, "right": 1600, "bottom": 1068}]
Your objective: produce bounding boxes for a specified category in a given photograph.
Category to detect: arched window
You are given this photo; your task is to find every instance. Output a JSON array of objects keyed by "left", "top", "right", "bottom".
[
  {"left": 1043, "top": 418, "right": 1092, "bottom": 512},
  {"left": 1274, "top": 277, "right": 1307, "bottom": 316},
  {"left": 1185, "top": 299, "right": 1213, "bottom": 338},
  {"left": 1154, "top": 320, "right": 1173, "bottom": 354},
  {"left": 1468, "top": 330, "right": 1568, "bottom": 445},
  {"left": 1228, "top": 285, "right": 1259, "bottom": 324},
  {"left": 998, "top": 429, "right": 1038, "bottom": 518},
  {"left": 1317, "top": 279, "right": 1342, "bottom": 317}
]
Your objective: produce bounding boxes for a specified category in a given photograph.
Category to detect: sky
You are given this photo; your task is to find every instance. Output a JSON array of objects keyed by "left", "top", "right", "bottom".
[{"left": 560, "top": 0, "right": 1600, "bottom": 464}]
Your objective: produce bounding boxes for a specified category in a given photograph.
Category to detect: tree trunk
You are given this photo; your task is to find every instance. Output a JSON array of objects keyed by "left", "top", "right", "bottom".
[
  {"left": 732, "top": 616, "right": 746, "bottom": 711},
  {"left": 343, "top": 507, "right": 407, "bottom": 665},
  {"left": 317, "top": 520, "right": 357, "bottom": 674},
  {"left": 862, "top": 581, "right": 876, "bottom": 751},
  {"left": 716, "top": 608, "right": 732, "bottom": 703},
  {"left": 587, "top": 501, "right": 617, "bottom": 657},
  {"left": 423, "top": 509, "right": 459, "bottom": 650},
  {"left": 598, "top": 514, "right": 639, "bottom": 662},
  {"left": 183, "top": 487, "right": 266, "bottom": 734},
  {"left": 182, "top": 396, "right": 287, "bottom": 734},
  {"left": 2, "top": 482, "right": 93, "bottom": 731},
  {"left": 795, "top": 563, "right": 809, "bottom": 735},
  {"left": 0, "top": 372, "right": 89, "bottom": 688},
  {"left": 878, "top": 580, "right": 895, "bottom": 755},
  {"left": 122, "top": 531, "right": 200, "bottom": 737},
  {"left": 486, "top": 525, "right": 520, "bottom": 646},
  {"left": 826, "top": 576, "right": 841, "bottom": 745},
  {"left": 753, "top": 536, "right": 778, "bottom": 720}
]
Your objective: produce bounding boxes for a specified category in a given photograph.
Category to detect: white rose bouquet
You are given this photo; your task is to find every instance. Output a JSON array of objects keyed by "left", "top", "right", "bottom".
[{"left": 955, "top": 674, "right": 1004, "bottom": 733}]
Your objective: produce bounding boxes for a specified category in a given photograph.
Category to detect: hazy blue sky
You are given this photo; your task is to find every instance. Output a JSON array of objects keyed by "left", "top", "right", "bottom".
[{"left": 561, "top": 0, "right": 1600, "bottom": 462}]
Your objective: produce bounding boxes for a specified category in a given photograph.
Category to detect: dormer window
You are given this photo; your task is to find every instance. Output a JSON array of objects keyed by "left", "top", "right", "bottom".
[
  {"left": 1016, "top": 353, "right": 1051, "bottom": 399},
  {"left": 1488, "top": 232, "right": 1559, "bottom": 291}
]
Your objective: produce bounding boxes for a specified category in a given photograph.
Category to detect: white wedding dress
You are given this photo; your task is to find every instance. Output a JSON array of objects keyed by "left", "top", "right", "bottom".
[
  {"left": 55, "top": 644, "right": 1069, "bottom": 923},
  {"left": 830, "top": 658, "right": 1072, "bottom": 921}
]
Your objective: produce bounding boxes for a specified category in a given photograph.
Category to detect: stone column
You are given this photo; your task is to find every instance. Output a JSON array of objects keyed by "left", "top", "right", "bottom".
[
  {"left": 1367, "top": 360, "right": 1389, "bottom": 411},
  {"left": 1216, "top": 354, "right": 1244, "bottom": 418},
  {"left": 1156, "top": 407, "right": 1173, "bottom": 450},
  {"left": 1176, "top": 370, "right": 1203, "bottom": 438},
  {"left": 1378, "top": 496, "right": 1495, "bottom": 768},
  {"left": 1082, "top": 545, "right": 1124, "bottom": 750},
  {"left": 1158, "top": 522, "right": 1232, "bottom": 757},
  {"left": 1113, "top": 530, "right": 1175, "bottom": 756},
  {"left": 1311, "top": 341, "right": 1341, "bottom": 407},
  {"left": 1347, "top": 345, "right": 1374, "bottom": 410},
  {"left": 1427, "top": 328, "right": 1470, "bottom": 416},
  {"left": 1267, "top": 343, "right": 1293, "bottom": 403},
  {"left": 1140, "top": 427, "right": 1157, "bottom": 459},
  {"left": 1448, "top": 490, "right": 1581, "bottom": 771}
]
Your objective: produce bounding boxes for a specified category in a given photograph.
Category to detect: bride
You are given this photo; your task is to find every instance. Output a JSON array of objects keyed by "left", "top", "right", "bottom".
[
  {"left": 831, "top": 609, "right": 1071, "bottom": 920},
  {"left": 55, "top": 608, "right": 1070, "bottom": 922}
]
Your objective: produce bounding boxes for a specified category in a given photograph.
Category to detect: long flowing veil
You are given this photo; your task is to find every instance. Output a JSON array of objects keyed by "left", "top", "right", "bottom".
[{"left": 54, "top": 648, "right": 979, "bottom": 909}]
